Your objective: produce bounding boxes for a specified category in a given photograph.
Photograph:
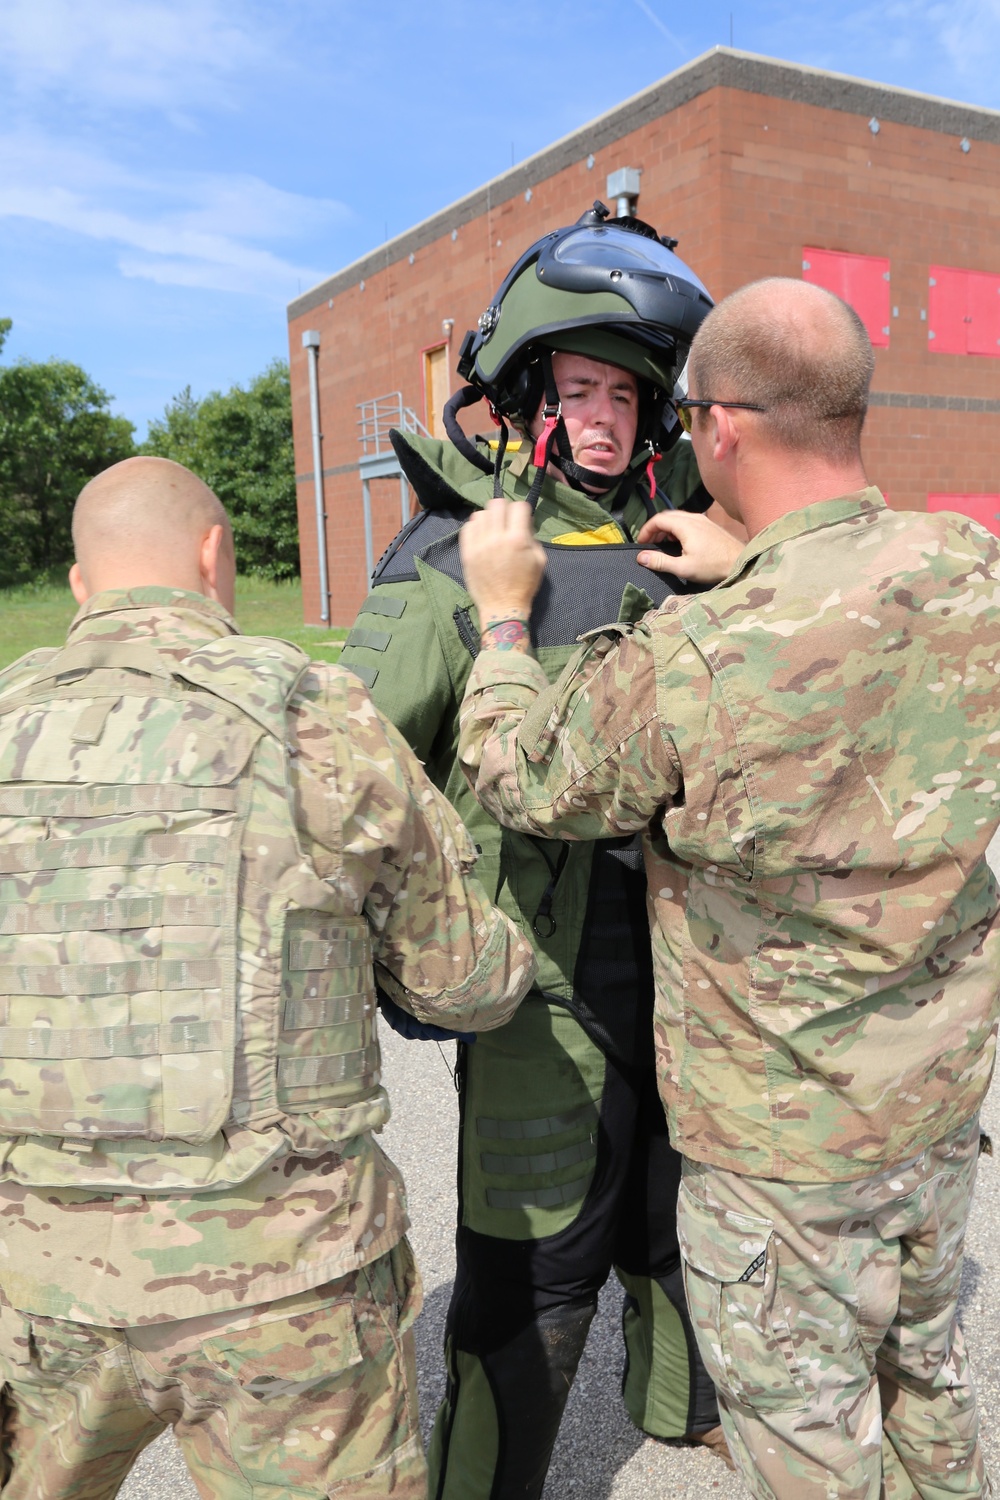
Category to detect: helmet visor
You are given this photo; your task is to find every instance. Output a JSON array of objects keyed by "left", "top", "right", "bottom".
[{"left": 547, "top": 225, "right": 711, "bottom": 301}]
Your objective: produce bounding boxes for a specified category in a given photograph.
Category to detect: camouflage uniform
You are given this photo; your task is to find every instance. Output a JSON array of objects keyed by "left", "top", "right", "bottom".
[
  {"left": 0, "top": 586, "right": 535, "bottom": 1500},
  {"left": 458, "top": 489, "right": 1000, "bottom": 1496}
]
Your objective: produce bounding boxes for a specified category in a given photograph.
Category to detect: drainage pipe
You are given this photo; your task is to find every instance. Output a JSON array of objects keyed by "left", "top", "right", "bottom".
[{"left": 302, "top": 330, "right": 330, "bottom": 625}]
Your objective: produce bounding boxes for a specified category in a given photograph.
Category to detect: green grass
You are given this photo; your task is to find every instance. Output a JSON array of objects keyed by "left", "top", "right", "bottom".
[
  {"left": 0, "top": 575, "right": 345, "bottom": 672},
  {"left": 233, "top": 578, "right": 346, "bottom": 664}
]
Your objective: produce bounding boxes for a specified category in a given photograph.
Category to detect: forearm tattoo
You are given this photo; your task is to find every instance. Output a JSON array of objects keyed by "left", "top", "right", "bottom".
[{"left": 480, "top": 617, "right": 531, "bottom": 653}]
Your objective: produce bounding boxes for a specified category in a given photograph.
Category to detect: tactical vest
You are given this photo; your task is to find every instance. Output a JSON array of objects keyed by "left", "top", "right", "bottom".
[
  {"left": 0, "top": 635, "right": 384, "bottom": 1193},
  {"left": 363, "top": 497, "right": 689, "bottom": 1067}
]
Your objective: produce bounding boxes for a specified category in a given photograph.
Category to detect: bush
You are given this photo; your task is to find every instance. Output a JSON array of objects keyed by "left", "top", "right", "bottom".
[{"left": 0, "top": 321, "right": 136, "bottom": 588}]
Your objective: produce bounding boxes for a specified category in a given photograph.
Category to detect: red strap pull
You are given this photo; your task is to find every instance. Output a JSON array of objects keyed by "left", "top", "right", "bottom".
[
  {"left": 645, "top": 450, "right": 662, "bottom": 502},
  {"left": 532, "top": 404, "right": 561, "bottom": 469}
]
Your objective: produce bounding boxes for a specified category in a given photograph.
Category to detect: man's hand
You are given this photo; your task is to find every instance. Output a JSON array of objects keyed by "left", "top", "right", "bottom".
[
  {"left": 460, "top": 498, "right": 546, "bottom": 642},
  {"left": 636, "top": 510, "right": 744, "bottom": 585}
]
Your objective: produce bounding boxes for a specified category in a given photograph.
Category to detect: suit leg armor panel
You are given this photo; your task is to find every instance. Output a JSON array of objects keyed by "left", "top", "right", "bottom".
[
  {"left": 429, "top": 1002, "right": 717, "bottom": 1499},
  {"left": 614, "top": 1062, "right": 719, "bottom": 1439},
  {"left": 460, "top": 999, "right": 605, "bottom": 1242}
]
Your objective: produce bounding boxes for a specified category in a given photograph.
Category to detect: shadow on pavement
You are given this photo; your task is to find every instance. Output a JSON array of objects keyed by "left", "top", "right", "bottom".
[
  {"left": 413, "top": 1278, "right": 453, "bottom": 1445},
  {"left": 959, "top": 1252, "right": 983, "bottom": 1318}
]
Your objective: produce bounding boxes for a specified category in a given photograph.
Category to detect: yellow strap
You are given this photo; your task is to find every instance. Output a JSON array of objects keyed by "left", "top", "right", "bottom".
[{"left": 549, "top": 522, "right": 627, "bottom": 546}]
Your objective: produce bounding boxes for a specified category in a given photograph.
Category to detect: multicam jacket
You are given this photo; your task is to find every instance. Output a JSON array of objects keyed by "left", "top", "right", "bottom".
[
  {"left": 0, "top": 588, "right": 534, "bottom": 1324},
  {"left": 459, "top": 489, "right": 1000, "bottom": 1181}
]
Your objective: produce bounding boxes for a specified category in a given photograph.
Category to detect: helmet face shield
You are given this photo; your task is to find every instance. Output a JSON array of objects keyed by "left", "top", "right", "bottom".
[{"left": 544, "top": 224, "right": 711, "bottom": 300}]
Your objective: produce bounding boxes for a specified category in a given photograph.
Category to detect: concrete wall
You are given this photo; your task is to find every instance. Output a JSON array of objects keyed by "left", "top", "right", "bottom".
[{"left": 288, "top": 48, "right": 1000, "bottom": 626}]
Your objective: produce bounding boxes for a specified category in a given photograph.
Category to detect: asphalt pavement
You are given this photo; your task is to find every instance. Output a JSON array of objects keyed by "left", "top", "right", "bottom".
[{"left": 121, "top": 834, "right": 1000, "bottom": 1500}]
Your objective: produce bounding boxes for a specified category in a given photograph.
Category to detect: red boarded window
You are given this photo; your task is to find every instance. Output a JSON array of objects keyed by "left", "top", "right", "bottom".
[
  {"left": 802, "top": 248, "right": 890, "bottom": 347},
  {"left": 928, "top": 266, "right": 1000, "bottom": 356},
  {"left": 927, "top": 494, "right": 1000, "bottom": 538}
]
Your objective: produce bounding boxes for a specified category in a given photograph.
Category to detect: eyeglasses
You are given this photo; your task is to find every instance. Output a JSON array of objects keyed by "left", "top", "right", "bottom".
[{"left": 673, "top": 397, "right": 767, "bottom": 434}]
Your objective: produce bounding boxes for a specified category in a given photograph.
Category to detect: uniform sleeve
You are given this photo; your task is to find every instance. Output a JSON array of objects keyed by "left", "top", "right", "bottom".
[
  {"left": 457, "top": 618, "right": 685, "bottom": 840},
  {"left": 338, "top": 579, "right": 454, "bottom": 761},
  {"left": 290, "top": 664, "right": 535, "bottom": 1033}
]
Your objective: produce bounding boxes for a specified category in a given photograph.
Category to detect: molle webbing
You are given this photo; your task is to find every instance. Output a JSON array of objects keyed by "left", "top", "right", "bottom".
[
  {"left": 474, "top": 1097, "right": 599, "bottom": 1213},
  {"left": 0, "top": 776, "right": 243, "bottom": 1145},
  {"left": 0, "top": 1020, "right": 222, "bottom": 1060},
  {"left": 485, "top": 1177, "right": 591, "bottom": 1211},
  {"left": 0, "top": 786, "right": 238, "bottom": 817},
  {"left": 476, "top": 1103, "right": 594, "bottom": 1140},
  {"left": 0, "top": 832, "right": 230, "bottom": 874},
  {"left": 277, "top": 914, "right": 379, "bottom": 1109},
  {"left": 0, "top": 894, "right": 222, "bottom": 937},
  {"left": 480, "top": 1139, "right": 597, "bottom": 1178},
  {"left": 0, "top": 632, "right": 382, "bottom": 1185}
]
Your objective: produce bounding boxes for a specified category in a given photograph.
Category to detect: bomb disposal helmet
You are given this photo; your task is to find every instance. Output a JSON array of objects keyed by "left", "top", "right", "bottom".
[{"left": 457, "top": 202, "right": 713, "bottom": 433}]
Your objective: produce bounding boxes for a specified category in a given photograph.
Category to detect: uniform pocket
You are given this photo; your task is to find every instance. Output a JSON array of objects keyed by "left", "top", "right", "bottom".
[
  {"left": 678, "top": 1183, "right": 807, "bottom": 1414},
  {"left": 0, "top": 1304, "right": 117, "bottom": 1381},
  {"left": 202, "top": 1293, "right": 362, "bottom": 1402}
]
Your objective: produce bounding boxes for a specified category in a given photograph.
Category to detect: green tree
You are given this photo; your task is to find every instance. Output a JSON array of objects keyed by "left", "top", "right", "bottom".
[
  {"left": 0, "top": 327, "right": 136, "bottom": 588},
  {"left": 143, "top": 361, "right": 299, "bottom": 579}
]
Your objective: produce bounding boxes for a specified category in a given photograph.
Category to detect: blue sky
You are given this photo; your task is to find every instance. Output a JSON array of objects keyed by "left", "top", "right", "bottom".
[{"left": 2, "top": 0, "right": 998, "bottom": 439}]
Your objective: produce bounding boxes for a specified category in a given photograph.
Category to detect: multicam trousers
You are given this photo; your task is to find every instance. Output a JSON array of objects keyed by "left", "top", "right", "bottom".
[
  {"left": 0, "top": 1241, "right": 426, "bottom": 1500},
  {"left": 678, "top": 1115, "right": 990, "bottom": 1499}
]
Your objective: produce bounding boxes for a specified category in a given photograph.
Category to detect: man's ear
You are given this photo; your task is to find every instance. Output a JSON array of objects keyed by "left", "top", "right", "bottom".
[
  {"left": 710, "top": 406, "right": 739, "bottom": 464},
  {"left": 69, "top": 563, "right": 89, "bottom": 605},
  {"left": 199, "top": 523, "right": 225, "bottom": 597}
]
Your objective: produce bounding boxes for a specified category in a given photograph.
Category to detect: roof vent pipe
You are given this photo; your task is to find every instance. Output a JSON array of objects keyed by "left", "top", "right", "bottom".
[
  {"left": 302, "top": 330, "right": 331, "bottom": 625},
  {"left": 606, "top": 166, "right": 642, "bottom": 218}
]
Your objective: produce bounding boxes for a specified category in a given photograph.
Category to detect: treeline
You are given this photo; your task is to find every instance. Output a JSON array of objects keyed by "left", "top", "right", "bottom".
[{"left": 0, "top": 318, "right": 299, "bottom": 589}]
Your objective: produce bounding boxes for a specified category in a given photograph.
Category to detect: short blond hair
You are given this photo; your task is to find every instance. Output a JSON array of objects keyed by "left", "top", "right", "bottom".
[{"left": 688, "top": 278, "right": 874, "bottom": 463}]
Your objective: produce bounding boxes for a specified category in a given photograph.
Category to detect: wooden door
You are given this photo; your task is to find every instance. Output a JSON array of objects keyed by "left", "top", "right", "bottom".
[{"left": 424, "top": 345, "right": 450, "bottom": 437}]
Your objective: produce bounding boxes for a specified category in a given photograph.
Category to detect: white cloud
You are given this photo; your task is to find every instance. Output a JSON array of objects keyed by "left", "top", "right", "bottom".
[
  {"left": 0, "top": 0, "right": 270, "bottom": 113},
  {"left": 0, "top": 134, "right": 349, "bottom": 301},
  {"left": 848, "top": 0, "right": 1000, "bottom": 99},
  {"left": 920, "top": 0, "right": 1000, "bottom": 87},
  {"left": 764, "top": 0, "right": 1000, "bottom": 104}
]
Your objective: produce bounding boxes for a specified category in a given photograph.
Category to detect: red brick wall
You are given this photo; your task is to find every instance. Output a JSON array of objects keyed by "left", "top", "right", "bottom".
[{"left": 289, "top": 78, "right": 1000, "bottom": 625}]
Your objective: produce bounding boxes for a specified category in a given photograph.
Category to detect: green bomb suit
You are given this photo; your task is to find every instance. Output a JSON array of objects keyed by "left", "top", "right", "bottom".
[{"left": 340, "top": 431, "right": 719, "bottom": 1500}]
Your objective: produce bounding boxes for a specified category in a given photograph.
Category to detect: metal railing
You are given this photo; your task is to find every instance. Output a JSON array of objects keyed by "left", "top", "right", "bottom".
[
  {"left": 357, "top": 391, "right": 428, "bottom": 456},
  {"left": 356, "top": 392, "right": 427, "bottom": 580}
]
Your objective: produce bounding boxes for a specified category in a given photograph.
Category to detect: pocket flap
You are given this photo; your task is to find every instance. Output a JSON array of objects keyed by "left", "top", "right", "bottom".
[
  {"left": 678, "top": 1185, "right": 772, "bottom": 1284},
  {"left": 204, "top": 1296, "right": 362, "bottom": 1397}
]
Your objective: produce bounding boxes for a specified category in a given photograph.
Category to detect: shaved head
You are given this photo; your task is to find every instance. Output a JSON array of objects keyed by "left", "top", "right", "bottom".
[
  {"left": 689, "top": 278, "right": 874, "bottom": 463},
  {"left": 71, "top": 456, "right": 235, "bottom": 611}
]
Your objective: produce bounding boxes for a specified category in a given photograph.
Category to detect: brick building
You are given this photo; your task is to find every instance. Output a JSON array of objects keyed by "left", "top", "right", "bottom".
[{"left": 287, "top": 46, "right": 1000, "bottom": 627}]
